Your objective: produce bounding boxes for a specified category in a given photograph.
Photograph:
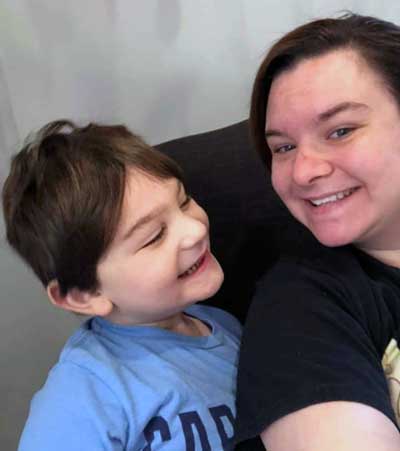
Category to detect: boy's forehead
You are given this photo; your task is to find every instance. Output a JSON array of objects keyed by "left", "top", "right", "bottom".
[{"left": 124, "top": 169, "right": 182, "bottom": 200}]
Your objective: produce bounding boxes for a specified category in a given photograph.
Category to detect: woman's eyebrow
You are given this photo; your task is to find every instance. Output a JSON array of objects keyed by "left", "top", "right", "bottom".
[
  {"left": 317, "top": 101, "right": 369, "bottom": 123},
  {"left": 265, "top": 129, "right": 285, "bottom": 139},
  {"left": 265, "top": 101, "right": 369, "bottom": 139}
]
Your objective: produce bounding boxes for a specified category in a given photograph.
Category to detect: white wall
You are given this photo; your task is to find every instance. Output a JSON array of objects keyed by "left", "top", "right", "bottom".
[{"left": 1, "top": 1, "right": 399, "bottom": 448}]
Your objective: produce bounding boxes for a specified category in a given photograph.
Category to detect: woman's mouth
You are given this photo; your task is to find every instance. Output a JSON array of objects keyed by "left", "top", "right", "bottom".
[{"left": 308, "top": 187, "right": 359, "bottom": 207}]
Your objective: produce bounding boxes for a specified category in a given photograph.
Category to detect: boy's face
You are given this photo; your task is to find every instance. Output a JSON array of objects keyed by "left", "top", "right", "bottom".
[{"left": 95, "top": 170, "right": 224, "bottom": 326}]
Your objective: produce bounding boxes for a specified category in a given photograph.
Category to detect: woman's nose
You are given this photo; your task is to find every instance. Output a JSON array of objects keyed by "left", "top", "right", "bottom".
[{"left": 292, "top": 148, "right": 333, "bottom": 186}]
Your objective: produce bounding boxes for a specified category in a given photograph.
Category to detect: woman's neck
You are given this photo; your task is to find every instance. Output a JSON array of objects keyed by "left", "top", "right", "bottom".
[{"left": 358, "top": 247, "right": 400, "bottom": 269}]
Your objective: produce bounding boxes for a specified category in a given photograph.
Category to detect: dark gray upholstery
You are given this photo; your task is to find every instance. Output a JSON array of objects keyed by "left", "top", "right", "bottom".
[{"left": 157, "top": 120, "right": 297, "bottom": 323}]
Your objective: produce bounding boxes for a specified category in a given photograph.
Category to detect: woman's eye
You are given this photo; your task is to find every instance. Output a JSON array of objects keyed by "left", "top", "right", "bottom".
[
  {"left": 272, "top": 144, "right": 295, "bottom": 155},
  {"left": 180, "top": 195, "right": 192, "bottom": 209},
  {"left": 329, "top": 127, "right": 353, "bottom": 139},
  {"left": 142, "top": 226, "right": 165, "bottom": 248}
]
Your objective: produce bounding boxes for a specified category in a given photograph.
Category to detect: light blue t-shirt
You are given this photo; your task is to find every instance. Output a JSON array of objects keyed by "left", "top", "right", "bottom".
[{"left": 19, "top": 305, "right": 241, "bottom": 450}]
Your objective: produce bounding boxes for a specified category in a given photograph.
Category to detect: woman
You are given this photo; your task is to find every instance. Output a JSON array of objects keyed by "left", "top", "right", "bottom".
[{"left": 235, "top": 13, "right": 400, "bottom": 451}]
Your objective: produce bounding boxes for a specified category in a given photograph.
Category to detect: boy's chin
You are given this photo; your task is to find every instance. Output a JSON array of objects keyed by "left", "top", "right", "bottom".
[{"left": 196, "top": 270, "right": 224, "bottom": 302}]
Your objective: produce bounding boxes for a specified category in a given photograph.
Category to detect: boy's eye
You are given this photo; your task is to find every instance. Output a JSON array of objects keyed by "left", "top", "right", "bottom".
[
  {"left": 329, "top": 127, "right": 353, "bottom": 139},
  {"left": 142, "top": 226, "right": 165, "bottom": 248}
]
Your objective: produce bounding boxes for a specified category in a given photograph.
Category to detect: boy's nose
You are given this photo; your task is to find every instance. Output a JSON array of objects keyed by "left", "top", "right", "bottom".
[
  {"left": 292, "top": 149, "right": 333, "bottom": 186},
  {"left": 180, "top": 217, "right": 208, "bottom": 249}
]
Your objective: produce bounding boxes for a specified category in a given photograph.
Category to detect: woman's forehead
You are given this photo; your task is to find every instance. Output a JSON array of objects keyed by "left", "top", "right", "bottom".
[{"left": 266, "top": 49, "right": 385, "bottom": 126}]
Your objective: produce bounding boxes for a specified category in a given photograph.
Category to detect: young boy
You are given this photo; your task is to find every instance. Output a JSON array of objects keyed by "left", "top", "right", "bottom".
[{"left": 3, "top": 120, "right": 241, "bottom": 450}]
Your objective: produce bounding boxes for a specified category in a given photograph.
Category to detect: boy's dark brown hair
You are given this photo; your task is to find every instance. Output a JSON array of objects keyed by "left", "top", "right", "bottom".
[
  {"left": 250, "top": 12, "right": 400, "bottom": 168},
  {"left": 2, "top": 120, "right": 184, "bottom": 296}
]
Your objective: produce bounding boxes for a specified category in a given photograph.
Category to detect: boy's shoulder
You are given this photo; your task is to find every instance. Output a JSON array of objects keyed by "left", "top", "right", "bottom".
[{"left": 58, "top": 307, "right": 241, "bottom": 368}]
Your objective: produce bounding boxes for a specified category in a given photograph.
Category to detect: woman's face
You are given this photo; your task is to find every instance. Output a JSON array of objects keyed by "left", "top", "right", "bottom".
[{"left": 266, "top": 48, "right": 400, "bottom": 252}]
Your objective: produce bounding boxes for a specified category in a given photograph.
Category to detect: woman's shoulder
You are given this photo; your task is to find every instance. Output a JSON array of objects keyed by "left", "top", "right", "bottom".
[
  {"left": 250, "top": 237, "right": 379, "bottom": 331},
  {"left": 264, "top": 240, "right": 362, "bottom": 295},
  {"left": 273, "top": 220, "right": 360, "bottom": 275},
  {"left": 237, "top": 237, "right": 400, "bottom": 443}
]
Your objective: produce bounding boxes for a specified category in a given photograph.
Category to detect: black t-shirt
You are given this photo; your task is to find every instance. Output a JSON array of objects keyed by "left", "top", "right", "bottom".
[{"left": 235, "top": 240, "right": 400, "bottom": 444}]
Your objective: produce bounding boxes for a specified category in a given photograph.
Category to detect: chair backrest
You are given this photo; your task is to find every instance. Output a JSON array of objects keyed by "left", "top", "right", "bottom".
[{"left": 157, "top": 120, "right": 300, "bottom": 322}]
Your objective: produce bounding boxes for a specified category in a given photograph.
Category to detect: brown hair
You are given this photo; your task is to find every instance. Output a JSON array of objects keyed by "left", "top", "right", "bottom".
[
  {"left": 250, "top": 12, "right": 400, "bottom": 168},
  {"left": 2, "top": 120, "right": 184, "bottom": 296}
]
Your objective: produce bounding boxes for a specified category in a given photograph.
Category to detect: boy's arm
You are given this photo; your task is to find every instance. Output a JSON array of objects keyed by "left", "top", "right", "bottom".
[
  {"left": 261, "top": 401, "right": 400, "bottom": 451},
  {"left": 18, "top": 363, "right": 128, "bottom": 451}
]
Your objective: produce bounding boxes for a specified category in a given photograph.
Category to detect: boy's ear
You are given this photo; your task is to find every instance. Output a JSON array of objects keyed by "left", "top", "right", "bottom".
[{"left": 46, "top": 280, "right": 113, "bottom": 317}]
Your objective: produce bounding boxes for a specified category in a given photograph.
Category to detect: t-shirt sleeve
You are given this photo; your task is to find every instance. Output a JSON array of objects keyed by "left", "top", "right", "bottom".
[
  {"left": 18, "top": 362, "right": 128, "bottom": 451},
  {"left": 234, "top": 256, "right": 395, "bottom": 442}
]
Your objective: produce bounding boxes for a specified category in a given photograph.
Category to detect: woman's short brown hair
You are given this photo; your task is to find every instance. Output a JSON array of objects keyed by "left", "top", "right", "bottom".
[
  {"left": 2, "top": 120, "right": 184, "bottom": 295},
  {"left": 251, "top": 12, "right": 400, "bottom": 168}
]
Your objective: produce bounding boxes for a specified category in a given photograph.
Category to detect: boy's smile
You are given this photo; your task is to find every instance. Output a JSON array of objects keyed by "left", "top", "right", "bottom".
[{"left": 94, "top": 170, "right": 224, "bottom": 327}]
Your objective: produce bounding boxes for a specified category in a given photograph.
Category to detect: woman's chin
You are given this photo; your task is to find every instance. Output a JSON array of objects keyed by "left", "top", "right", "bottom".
[{"left": 311, "top": 229, "right": 355, "bottom": 248}]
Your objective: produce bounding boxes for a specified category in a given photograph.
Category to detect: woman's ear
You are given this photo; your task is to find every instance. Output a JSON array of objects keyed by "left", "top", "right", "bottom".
[{"left": 46, "top": 280, "right": 113, "bottom": 317}]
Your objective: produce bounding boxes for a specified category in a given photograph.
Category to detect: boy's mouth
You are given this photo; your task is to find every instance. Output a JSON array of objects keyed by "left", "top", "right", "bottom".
[{"left": 178, "top": 253, "right": 206, "bottom": 278}]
